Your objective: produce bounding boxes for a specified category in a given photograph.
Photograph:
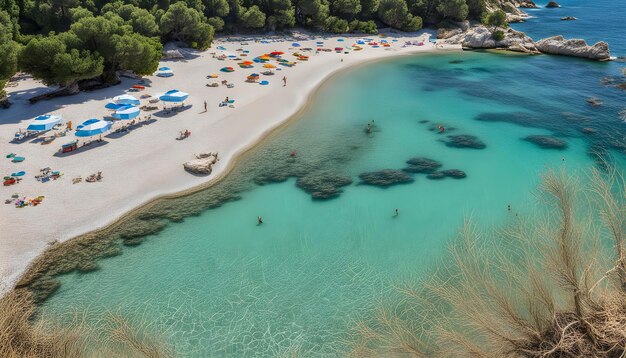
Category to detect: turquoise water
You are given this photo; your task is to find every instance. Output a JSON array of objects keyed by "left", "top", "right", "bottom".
[{"left": 40, "top": 12, "right": 626, "bottom": 356}]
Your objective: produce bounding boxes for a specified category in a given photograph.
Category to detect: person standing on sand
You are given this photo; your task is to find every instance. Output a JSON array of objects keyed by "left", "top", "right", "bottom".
[
  {"left": 283, "top": 76, "right": 287, "bottom": 86},
  {"left": 204, "top": 101, "right": 207, "bottom": 112}
]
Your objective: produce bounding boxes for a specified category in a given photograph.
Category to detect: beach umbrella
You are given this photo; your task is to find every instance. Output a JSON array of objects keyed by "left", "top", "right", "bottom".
[
  {"left": 159, "top": 89, "right": 189, "bottom": 103},
  {"left": 269, "top": 51, "right": 284, "bottom": 56},
  {"left": 263, "top": 64, "right": 276, "bottom": 68},
  {"left": 27, "top": 114, "right": 62, "bottom": 131},
  {"left": 156, "top": 67, "right": 174, "bottom": 77},
  {"left": 220, "top": 66, "right": 234, "bottom": 72},
  {"left": 112, "top": 105, "right": 140, "bottom": 120},
  {"left": 338, "top": 38, "right": 344, "bottom": 42},
  {"left": 113, "top": 94, "right": 140, "bottom": 106},
  {"left": 259, "top": 80, "right": 269, "bottom": 85},
  {"left": 291, "top": 42, "right": 301, "bottom": 47},
  {"left": 75, "top": 119, "right": 112, "bottom": 137},
  {"left": 105, "top": 102, "right": 126, "bottom": 110}
]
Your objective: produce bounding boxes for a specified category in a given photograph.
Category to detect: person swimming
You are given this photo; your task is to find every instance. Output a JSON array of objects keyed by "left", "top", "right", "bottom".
[
  {"left": 290, "top": 150, "right": 297, "bottom": 157},
  {"left": 438, "top": 125, "right": 445, "bottom": 133},
  {"left": 257, "top": 216, "right": 263, "bottom": 225},
  {"left": 367, "top": 123, "right": 372, "bottom": 133},
  {"left": 393, "top": 208, "right": 399, "bottom": 217}
]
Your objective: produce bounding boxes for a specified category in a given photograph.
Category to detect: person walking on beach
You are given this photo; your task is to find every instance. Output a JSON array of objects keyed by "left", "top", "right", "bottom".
[
  {"left": 204, "top": 100, "right": 207, "bottom": 112},
  {"left": 283, "top": 76, "right": 287, "bottom": 86}
]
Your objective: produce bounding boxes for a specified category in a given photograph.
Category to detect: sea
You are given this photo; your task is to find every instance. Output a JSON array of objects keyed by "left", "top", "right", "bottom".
[{"left": 40, "top": 1, "right": 626, "bottom": 355}]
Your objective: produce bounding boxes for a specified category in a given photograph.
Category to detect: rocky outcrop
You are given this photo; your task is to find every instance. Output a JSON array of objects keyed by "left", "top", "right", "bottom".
[
  {"left": 545, "top": 1, "right": 560, "bottom": 8},
  {"left": 403, "top": 157, "right": 442, "bottom": 173},
  {"left": 183, "top": 152, "right": 219, "bottom": 175},
  {"left": 536, "top": 36, "right": 610, "bottom": 61},
  {"left": 441, "top": 26, "right": 539, "bottom": 54},
  {"left": 442, "top": 135, "right": 487, "bottom": 149},
  {"left": 523, "top": 135, "right": 567, "bottom": 149},
  {"left": 358, "top": 170, "right": 414, "bottom": 187},
  {"left": 561, "top": 16, "right": 577, "bottom": 21},
  {"left": 517, "top": 0, "right": 537, "bottom": 8}
]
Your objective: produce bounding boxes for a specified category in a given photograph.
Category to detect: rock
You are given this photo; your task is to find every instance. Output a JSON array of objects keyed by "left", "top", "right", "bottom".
[
  {"left": 545, "top": 1, "right": 559, "bottom": 8},
  {"left": 427, "top": 169, "right": 467, "bottom": 179},
  {"left": 517, "top": 0, "right": 537, "bottom": 8},
  {"left": 437, "top": 28, "right": 463, "bottom": 40},
  {"left": 560, "top": 16, "right": 577, "bottom": 21},
  {"left": 441, "top": 169, "right": 467, "bottom": 179},
  {"left": 536, "top": 36, "right": 611, "bottom": 61},
  {"left": 183, "top": 152, "right": 219, "bottom": 175},
  {"left": 296, "top": 172, "right": 352, "bottom": 200},
  {"left": 358, "top": 170, "right": 414, "bottom": 187},
  {"left": 403, "top": 157, "right": 443, "bottom": 173},
  {"left": 581, "top": 127, "right": 597, "bottom": 134},
  {"left": 426, "top": 172, "right": 446, "bottom": 180},
  {"left": 443, "top": 135, "right": 487, "bottom": 149},
  {"left": 523, "top": 135, "right": 568, "bottom": 149},
  {"left": 441, "top": 25, "right": 539, "bottom": 54},
  {"left": 587, "top": 97, "right": 603, "bottom": 106}
]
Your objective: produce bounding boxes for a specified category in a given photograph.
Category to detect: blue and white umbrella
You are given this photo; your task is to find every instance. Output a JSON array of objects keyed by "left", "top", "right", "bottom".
[
  {"left": 105, "top": 102, "right": 126, "bottom": 110},
  {"left": 159, "top": 89, "right": 189, "bottom": 103},
  {"left": 75, "top": 119, "right": 112, "bottom": 137},
  {"left": 156, "top": 67, "right": 174, "bottom": 77},
  {"left": 112, "top": 105, "right": 140, "bottom": 120},
  {"left": 291, "top": 42, "right": 301, "bottom": 47},
  {"left": 27, "top": 114, "right": 62, "bottom": 131},
  {"left": 113, "top": 94, "right": 140, "bottom": 106}
]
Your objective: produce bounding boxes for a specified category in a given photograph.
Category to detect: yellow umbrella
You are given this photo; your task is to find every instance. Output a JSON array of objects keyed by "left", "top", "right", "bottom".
[
  {"left": 208, "top": 74, "right": 219, "bottom": 78},
  {"left": 263, "top": 64, "right": 276, "bottom": 68}
]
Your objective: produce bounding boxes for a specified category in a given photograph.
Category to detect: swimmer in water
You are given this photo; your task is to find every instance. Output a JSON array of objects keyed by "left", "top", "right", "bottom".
[
  {"left": 393, "top": 208, "right": 399, "bottom": 217},
  {"left": 257, "top": 216, "right": 263, "bottom": 225},
  {"left": 367, "top": 123, "right": 372, "bottom": 133},
  {"left": 507, "top": 204, "right": 511, "bottom": 211},
  {"left": 290, "top": 150, "right": 297, "bottom": 157},
  {"left": 438, "top": 125, "right": 445, "bottom": 133}
]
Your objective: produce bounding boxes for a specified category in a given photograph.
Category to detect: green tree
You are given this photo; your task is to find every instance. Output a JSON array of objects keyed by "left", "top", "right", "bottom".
[
  {"left": 19, "top": 35, "right": 103, "bottom": 86},
  {"left": 69, "top": 6, "right": 93, "bottom": 22},
  {"left": 0, "top": 10, "right": 20, "bottom": 98},
  {"left": 323, "top": 15, "right": 346, "bottom": 32},
  {"left": 359, "top": 0, "right": 378, "bottom": 18},
  {"left": 160, "top": 2, "right": 214, "bottom": 49},
  {"left": 204, "top": 0, "right": 229, "bottom": 18},
  {"left": 331, "top": 0, "right": 360, "bottom": 19},
  {"left": 266, "top": 0, "right": 294, "bottom": 29},
  {"left": 377, "top": 0, "right": 421, "bottom": 31},
  {"left": 466, "top": 0, "right": 484, "bottom": 18},
  {"left": 436, "top": 0, "right": 468, "bottom": 21},
  {"left": 484, "top": 9, "right": 506, "bottom": 29},
  {"left": 107, "top": 4, "right": 160, "bottom": 36},
  {"left": 239, "top": 5, "right": 265, "bottom": 28},
  {"left": 207, "top": 15, "right": 224, "bottom": 30}
]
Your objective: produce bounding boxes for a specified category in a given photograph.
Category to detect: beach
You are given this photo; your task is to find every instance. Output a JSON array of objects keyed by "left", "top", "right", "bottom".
[{"left": 0, "top": 31, "right": 459, "bottom": 294}]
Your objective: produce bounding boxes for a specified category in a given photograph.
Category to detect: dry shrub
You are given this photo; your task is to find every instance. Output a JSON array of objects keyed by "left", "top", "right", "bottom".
[
  {"left": 0, "top": 291, "right": 173, "bottom": 357},
  {"left": 0, "top": 291, "right": 88, "bottom": 357},
  {"left": 350, "top": 167, "right": 626, "bottom": 357}
]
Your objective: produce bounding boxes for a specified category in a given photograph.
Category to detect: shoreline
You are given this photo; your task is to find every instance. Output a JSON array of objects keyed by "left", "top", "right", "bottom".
[{"left": 0, "top": 32, "right": 461, "bottom": 296}]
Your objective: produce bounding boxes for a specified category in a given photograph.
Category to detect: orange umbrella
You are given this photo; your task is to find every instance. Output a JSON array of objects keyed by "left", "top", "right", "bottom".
[
  {"left": 263, "top": 64, "right": 276, "bottom": 68},
  {"left": 242, "top": 60, "right": 254, "bottom": 65}
]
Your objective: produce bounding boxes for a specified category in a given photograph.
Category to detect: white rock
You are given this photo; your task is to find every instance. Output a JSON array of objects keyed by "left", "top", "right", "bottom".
[
  {"left": 183, "top": 153, "right": 219, "bottom": 175},
  {"left": 536, "top": 36, "right": 611, "bottom": 61}
]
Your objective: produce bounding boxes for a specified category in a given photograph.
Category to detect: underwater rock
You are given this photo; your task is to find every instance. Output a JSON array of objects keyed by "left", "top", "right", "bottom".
[
  {"left": 403, "top": 157, "right": 443, "bottom": 173},
  {"left": 359, "top": 170, "right": 414, "bottom": 187},
  {"left": 441, "top": 169, "right": 467, "bottom": 179},
  {"left": 253, "top": 171, "right": 290, "bottom": 185},
  {"left": 77, "top": 261, "right": 99, "bottom": 272},
  {"left": 426, "top": 171, "right": 446, "bottom": 180},
  {"left": 581, "top": 127, "right": 597, "bottom": 134},
  {"left": 296, "top": 172, "right": 352, "bottom": 200},
  {"left": 119, "top": 219, "right": 167, "bottom": 241},
  {"left": 426, "top": 169, "right": 467, "bottom": 179},
  {"left": 449, "top": 59, "right": 464, "bottom": 64},
  {"left": 418, "top": 119, "right": 429, "bottom": 123},
  {"left": 443, "top": 135, "right": 486, "bottom": 149},
  {"left": 523, "top": 135, "right": 568, "bottom": 149},
  {"left": 587, "top": 97, "right": 603, "bottom": 106}
]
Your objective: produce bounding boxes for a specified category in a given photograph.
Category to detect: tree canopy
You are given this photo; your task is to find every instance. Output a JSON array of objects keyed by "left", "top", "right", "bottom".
[{"left": 1, "top": 0, "right": 506, "bottom": 97}]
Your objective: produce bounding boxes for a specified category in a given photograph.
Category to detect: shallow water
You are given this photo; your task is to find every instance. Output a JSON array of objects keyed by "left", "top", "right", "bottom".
[{"left": 40, "top": 16, "right": 626, "bottom": 357}]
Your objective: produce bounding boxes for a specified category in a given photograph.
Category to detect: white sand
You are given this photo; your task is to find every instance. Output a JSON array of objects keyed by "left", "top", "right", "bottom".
[{"left": 0, "top": 31, "right": 460, "bottom": 294}]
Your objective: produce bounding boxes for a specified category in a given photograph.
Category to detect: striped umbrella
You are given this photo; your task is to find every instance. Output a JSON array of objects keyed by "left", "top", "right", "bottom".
[
  {"left": 112, "top": 105, "right": 140, "bottom": 120},
  {"left": 75, "top": 119, "right": 112, "bottom": 137},
  {"left": 159, "top": 90, "right": 189, "bottom": 103},
  {"left": 113, "top": 94, "right": 140, "bottom": 106},
  {"left": 105, "top": 102, "right": 126, "bottom": 110},
  {"left": 27, "top": 114, "right": 62, "bottom": 131}
]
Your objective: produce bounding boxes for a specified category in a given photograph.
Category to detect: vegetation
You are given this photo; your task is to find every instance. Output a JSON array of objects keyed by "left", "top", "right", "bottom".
[
  {"left": 350, "top": 167, "right": 626, "bottom": 357},
  {"left": 0, "top": 290, "right": 173, "bottom": 357},
  {"left": 0, "top": 0, "right": 508, "bottom": 98}
]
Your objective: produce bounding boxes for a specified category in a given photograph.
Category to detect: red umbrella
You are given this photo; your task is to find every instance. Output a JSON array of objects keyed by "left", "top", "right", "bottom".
[{"left": 270, "top": 51, "right": 284, "bottom": 56}]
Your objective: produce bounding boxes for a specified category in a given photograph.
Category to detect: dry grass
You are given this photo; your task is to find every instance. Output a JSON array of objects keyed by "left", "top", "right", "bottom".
[
  {"left": 349, "top": 167, "right": 626, "bottom": 357},
  {"left": 0, "top": 291, "right": 173, "bottom": 357}
]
